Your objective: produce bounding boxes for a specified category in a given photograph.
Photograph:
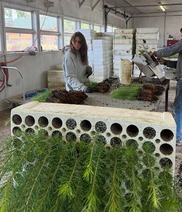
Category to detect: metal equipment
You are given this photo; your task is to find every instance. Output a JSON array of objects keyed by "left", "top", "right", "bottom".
[
  {"left": 132, "top": 52, "right": 166, "bottom": 82},
  {"left": 0, "top": 66, "right": 25, "bottom": 104}
]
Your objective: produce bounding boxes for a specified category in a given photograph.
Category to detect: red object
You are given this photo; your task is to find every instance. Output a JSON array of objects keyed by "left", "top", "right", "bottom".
[{"left": 167, "top": 40, "right": 179, "bottom": 46}]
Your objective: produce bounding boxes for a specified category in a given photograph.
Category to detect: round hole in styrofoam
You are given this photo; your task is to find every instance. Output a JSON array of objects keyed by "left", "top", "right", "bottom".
[
  {"left": 122, "top": 134, "right": 127, "bottom": 139},
  {"left": 138, "top": 150, "right": 143, "bottom": 156},
  {"left": 155, "top": 153, "right": 160, "bottom": 158},
  {"left": 66, "top": 132, "right": 77, "bottom": 142},
  {"left": 21, "top": 124, "right": 26, "bottom": 129},
  {"left": 39, "top": 129, "right": 49, "bottom": 137},
  {"left": 25, "top": 115, "right": 35, "bottom": 127},
  {"left": 80, "top": 120, "right": 91, "bottom": 131},
  {"left": 154, "top": 167, "right": 160, "bottom": 171},
  {"left": 160, "top": 129, "right": 174, "bottom": 141},
  {"left": 95, "top": 121, "right": 107, "bottom": 133},
  {"left": 106, "top": 132, "right": 111, "bottom": 137},
  {"left": 110, "top": 137, "right": 122, "bottom": 146},
  {"left": 159, "top": 157, "right": 173, "bottom": 168},
  {"left": 48, "top": 126, "right": 52, "bottom": 131},
  {"left": 13, "top": 138, "right": 22, "bottom": 148},
  {"left": 125, "top": 181, "right": 132, "bottom": 191},
  {"left": 138, "top": 136, "right": 143, "bottom": 141},
  {"left": 25, "top": 128, "right": 35, "bottom": 134},
  {"left": 142, "top": 141, "right": 155, "bottom": 153},
  {"left": 52, "top": 117, "right": 62, "bottom": 128},
  {"left": 159, "top": 171, "right": 173, "bottom": 181},
  {"left": 80, "top": 133, "right": 91, "bottom": 143},
  {"left": 12, "top": 114, "right": 22, "bottom": 125},
  {"left": 143, "top": 127, "right": 156, "bottom": 139},
  {"left": 155, "top": 139, "right": 161, "bottom": 144},
  {"left": 126, "top": 125, "right": 139, "bottom": 137},
  {"left": 38, "top": 116, "right": 49, "bottom": 127},
  {"left": 66, "top": 118, "right": 77, "bottom": 130},
  {"left": 95, "top": 135, "right": 107, "bottom": 145},
  {"left": 52, "top": 131, "right": 62, "bottom": 139},
  {"left": 160, "top": 144, "right": 173, "bottom": 155},
  {"left": 142, "top": 155, "right": 156, "bottom": 167},
  {"left": 34, "top": 125, "right": 39, "bottom": 130},
  {"left": 142, "top": 169, "right": 150, "bottom": 178},
  {"left": 124, "top": 193, "right": 131, "bottom": 202},
  {"left": 126, "top": 139, "right": 138, "bottom": 149},
  {"left": 110, "top": 123, "right": 122, "bottom": 135},
  {"left": 76, "top": 129, "right": 81, "bottom": 134},
  {"left": 12, "top": 126, "right": 22, "bottom": 136},
  {"left": 91, "top": 131, "right": 96, "bottom": 136},
  {"left": 62, "top": 128, "right": 66, "bottom": 132}
]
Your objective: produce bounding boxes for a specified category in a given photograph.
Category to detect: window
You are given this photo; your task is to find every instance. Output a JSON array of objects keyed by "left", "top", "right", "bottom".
[
  {"left": 39, "top": 14, "right": 60, "bottom": 51},
  {"left": 5, "top": 8, "right": 32, "bottom": 29},
  {"left": 40, "top": 35, "right": 58, "bottom": 51},
  {"left": 94, "top": 24, "right": 101, "bottom": 32},
  {"left": 4, "top": 8, "right": 34, "bottom": 51},
  {"left": 81, "top": 22, "right": 90, "bottom": 29},
  {"left": 64, "top": 19, "right": 77, "bottom": 46},
  {"left": 39, "top": 14, "right": 57, "bottom": 31},
  {"left": 107, "top": 25, "right": 113, "bottom": 32},
  {"left": 6, "top": 33, "right": 32, "bottom": 51}
]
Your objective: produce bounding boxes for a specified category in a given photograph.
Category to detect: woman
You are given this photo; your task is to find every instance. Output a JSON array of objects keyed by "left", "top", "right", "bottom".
[{"left": 63, "top": 31, "right": 92, "bottom": 93}]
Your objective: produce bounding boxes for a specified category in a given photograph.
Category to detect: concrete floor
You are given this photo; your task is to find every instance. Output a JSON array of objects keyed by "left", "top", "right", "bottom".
[{"left": 0, "top": 108, "right": 11, "bottom": 143}]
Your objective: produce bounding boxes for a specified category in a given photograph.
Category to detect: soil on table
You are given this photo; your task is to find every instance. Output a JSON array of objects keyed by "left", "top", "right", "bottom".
[{"left": 46, "top": 77, "right": 168, "bottom": 104}]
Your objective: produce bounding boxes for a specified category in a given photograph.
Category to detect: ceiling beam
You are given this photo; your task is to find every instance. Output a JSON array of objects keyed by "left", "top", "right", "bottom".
[
  {"left": 113, "top": 3, "right": 182, "bottom": 8},
  {"left": 92, "top": 0, "right": 101, "bottom": 11},
  {"left": 123, "top": 0, "right": 142, "bottom": 13},
  {"left": 79, "top": 0, "right": 86, "bottom": 8}
]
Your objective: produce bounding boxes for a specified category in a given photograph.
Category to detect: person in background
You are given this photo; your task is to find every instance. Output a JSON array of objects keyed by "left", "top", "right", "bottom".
[
  {"left": 151, "top": 28, "right": 182, "bottom": 145},
  {"left": 63, "top": 31, "right": 92, "bottom": 93}
]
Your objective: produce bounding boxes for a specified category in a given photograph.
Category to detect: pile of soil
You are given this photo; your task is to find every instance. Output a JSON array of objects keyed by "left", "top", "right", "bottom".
[
  {"left": 46, "top": 90, "right": 88, "bottom": 104},
  {"left": 44, "top": 77, "right": 167, "bottom": 104},
  {"left": 88, "top": 77, "right": 121, "bottom": 93},
  {"left": 137, "top": 84, "right": 164, "bottom": 102}
]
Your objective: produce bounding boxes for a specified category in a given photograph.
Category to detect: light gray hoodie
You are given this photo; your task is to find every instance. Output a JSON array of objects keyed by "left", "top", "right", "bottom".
[
  {"left": 155, "top": 39, "right": 182, "bottom": 80},
  {"left": 63, "top": 48, "right": 89, "bottom": 91}
]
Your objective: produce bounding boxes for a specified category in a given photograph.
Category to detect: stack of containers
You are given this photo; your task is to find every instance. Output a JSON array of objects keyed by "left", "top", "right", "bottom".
[
  {"left": 113, "top": 28, "right": 136, "bottom": 82},
  {"left": 90, "top": 33, "right": 113, "bottom": 82},
  {"left": 133, "top": 28, "right": 159, "bottom": 77}
]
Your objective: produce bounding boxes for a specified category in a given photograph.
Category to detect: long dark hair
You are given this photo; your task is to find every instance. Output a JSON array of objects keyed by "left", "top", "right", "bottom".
[{"left": 70, "top": 31, "right": 88, "bottom": 65}]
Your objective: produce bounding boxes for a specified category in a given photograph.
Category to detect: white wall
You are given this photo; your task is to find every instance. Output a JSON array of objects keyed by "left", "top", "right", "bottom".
[
  {"left": 132, "top": 12, "right": 182, "bottom": 48},
  {"left": 0, "top": 52, "right": 63, "bottom": 111}
]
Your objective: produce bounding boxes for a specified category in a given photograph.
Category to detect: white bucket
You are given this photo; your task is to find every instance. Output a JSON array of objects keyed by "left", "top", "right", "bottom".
[{"left": 119, "top": 59, "right": 132, "bottom": 85}]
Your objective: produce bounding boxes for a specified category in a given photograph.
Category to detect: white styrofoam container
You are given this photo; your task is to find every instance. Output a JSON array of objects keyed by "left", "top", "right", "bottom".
[
  {"left": 114, "top": 28, "right": 136, "bottom": 34},
  {"left": 136, "top": 33, "right": 159, "bottom": 40},
  {"left": 113, "top": 39, "right": 133, "bottom": 45},
  {"left": 113, "top": 44, "right": 133, "bottom": 51},
  {"left": 136, "top": 28, "right": 159, "bottom": 34},
  {"left": 114, "top": 34, "right": 133, "bottom": 39}
]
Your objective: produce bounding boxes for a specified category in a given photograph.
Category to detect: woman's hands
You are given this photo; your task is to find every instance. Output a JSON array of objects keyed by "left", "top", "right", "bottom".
[{"left": 85, "top": 66, "right": 92, "bottom": 78}]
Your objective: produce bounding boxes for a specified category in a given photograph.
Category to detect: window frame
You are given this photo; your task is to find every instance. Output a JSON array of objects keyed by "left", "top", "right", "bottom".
[
  {"left": 39, "top": 13, "right": 62, "bottom": 51},
  {"left": 63, "top": 17, "right": 79, "bottom": 46},
  {"left": 3, "top": 5, "right": 35, "bottom": 52}
]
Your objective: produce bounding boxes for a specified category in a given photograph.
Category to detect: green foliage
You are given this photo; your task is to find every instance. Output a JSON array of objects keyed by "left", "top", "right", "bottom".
[
  {"left": 110, "top": 84, "right": 142, "bottom": 100},
  {"left": 0, "top": 133, "right": 182, "bottom": 211},
  {"left": 31, "top": 89, "right": 52, "bottom": 102},
  {"left": 85, "top": 81, "right": 98, "bottom": 92}
]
